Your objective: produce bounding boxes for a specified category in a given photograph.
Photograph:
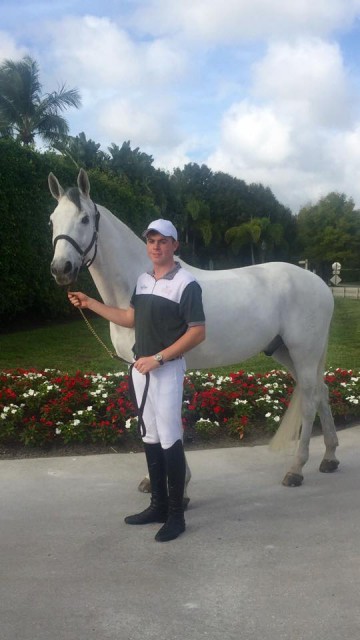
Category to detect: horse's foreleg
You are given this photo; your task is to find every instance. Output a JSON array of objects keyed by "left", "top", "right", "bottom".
[
  {"left": 318, "top": 382, "right": 340, "bottom": 473},
  {"left": 138, "top": 474, "right": 151, "bottom": 493},
  {"left": 138, "top": 454, "right": 192, "bottom": 509}
]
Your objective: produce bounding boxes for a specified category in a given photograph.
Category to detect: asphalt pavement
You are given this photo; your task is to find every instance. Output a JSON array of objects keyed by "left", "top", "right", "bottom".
[{"left": 1, "top": 426, "right": 360, "bottom": 640}]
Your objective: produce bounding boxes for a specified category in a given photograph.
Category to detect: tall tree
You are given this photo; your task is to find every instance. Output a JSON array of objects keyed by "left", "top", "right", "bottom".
[
  {"left": 297, "top": 192, "right": 360, "bottom": 277},
  {"left": 108, "top": 141, "right": 155, "bottom": 185},
  {"left": 225, "top": 216, "right": 285, "bottom": 264},
  {"left": 56, "top": 131, "right": 109, "bottom": 169},
  {"left": 0, "top": 56, "right": 81, "bottom": 145}
]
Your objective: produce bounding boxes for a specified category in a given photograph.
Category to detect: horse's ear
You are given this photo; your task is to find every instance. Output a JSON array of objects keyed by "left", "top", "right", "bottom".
[
  {"left": 48, "top": 173, "right": 64, "bottom": 201},
  {"left": 77, "top": 168, "right": 90, "bottom": 198}
]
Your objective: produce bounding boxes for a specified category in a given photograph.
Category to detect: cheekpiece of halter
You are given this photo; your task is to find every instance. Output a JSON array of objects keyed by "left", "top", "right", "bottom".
[{"left": 84, "top": 205, "right": 100, "bottom": 268}]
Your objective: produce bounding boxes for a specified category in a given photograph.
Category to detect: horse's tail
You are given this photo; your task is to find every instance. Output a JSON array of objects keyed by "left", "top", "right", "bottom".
[
  {"left": 269, "top": 339, "right": 329, "bottom": 452},
  {"left": 268, "top": 385, "right": 302, "bottom": 452}
]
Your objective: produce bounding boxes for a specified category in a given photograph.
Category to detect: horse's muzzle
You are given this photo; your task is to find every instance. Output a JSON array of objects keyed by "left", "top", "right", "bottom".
[{"left": 50, "top": 260, "right": 79, "bottom": 286}]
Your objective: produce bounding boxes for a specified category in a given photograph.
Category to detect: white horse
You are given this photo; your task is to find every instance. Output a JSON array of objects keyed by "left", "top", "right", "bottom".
[{"left": 48, "top": 169, "right": 339, "bottom": 488}]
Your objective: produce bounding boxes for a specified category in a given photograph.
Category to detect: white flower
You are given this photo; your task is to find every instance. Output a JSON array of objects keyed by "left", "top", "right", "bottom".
[
  {"left": 274, "top": 416, "right": 281, "bottom": 423},
  {"left": 23, "top": 389, "right": 38, "bottom": 398},
  {"left": 55, "top": 428, "right": 62, "bottom": 435},
  {"left": 265, "top": 412, "right": 271, "bottom": 418},
  {"left": 72, "top": 419, "right": 80, "bottom": 426}
]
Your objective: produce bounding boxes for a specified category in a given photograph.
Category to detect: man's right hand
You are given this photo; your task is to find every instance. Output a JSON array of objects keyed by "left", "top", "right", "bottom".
[{"left": 68, "top": 291, "right": 90, "bottom": 309}]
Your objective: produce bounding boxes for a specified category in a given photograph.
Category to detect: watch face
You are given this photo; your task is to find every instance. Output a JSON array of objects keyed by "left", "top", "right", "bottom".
[{"left": 155, "top": 354, "right": 162, "bottom": 362}]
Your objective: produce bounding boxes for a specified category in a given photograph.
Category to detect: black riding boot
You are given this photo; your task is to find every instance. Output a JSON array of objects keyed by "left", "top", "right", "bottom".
[
  {"left": 125, "top": 443, "right": 168, "bottom": 525},
  {"left": 155, "top": 439, "right": 186, "bottom": 542}
]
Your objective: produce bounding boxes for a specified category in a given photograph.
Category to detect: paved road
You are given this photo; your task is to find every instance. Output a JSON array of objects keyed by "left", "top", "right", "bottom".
[{"left": 1, "top": 426, "right": 360, "bottom": 640}]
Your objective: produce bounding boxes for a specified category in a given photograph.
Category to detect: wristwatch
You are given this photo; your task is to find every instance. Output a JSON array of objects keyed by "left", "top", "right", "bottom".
[{"left": 154, "top": 353, "right": 164, "bottom": 365}]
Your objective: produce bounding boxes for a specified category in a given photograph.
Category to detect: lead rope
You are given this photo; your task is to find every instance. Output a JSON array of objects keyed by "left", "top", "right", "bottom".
[
  {"left": 128, "top": 364, "right": 150, "bottom": 438},
  {"left": 77, "top": 307, "right": 127, "bottom": 362},
  {"left": 76, "top": 306, "right": 149, "bottom": 437}
]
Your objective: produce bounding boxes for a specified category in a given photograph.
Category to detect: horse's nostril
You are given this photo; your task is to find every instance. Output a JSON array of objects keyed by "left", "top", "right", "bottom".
[{"left": 63, "top": 261, "right": 72, "bottom": 274}]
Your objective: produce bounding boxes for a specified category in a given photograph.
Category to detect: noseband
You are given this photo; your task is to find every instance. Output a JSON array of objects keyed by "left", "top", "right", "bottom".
[{"left": 52, "top": 205, "right": 100, "bottom": 269}]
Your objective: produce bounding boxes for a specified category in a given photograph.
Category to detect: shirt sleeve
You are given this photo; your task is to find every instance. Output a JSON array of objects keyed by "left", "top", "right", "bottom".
[
  {"left": 179, "top": 281, "right": 206, "bottom": 326},
  {"left": 130, "top": 286, "right": 136, "bottom": 308}
]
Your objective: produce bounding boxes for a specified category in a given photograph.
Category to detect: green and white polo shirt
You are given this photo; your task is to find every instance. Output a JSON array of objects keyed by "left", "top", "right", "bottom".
[{"left": 130, "top": 262, "right": 205, "bottom": 357}]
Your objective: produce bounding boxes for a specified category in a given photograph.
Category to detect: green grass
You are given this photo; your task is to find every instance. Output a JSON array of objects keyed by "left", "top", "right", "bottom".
[{"left": 0, "top": 298, "right": 359, "bottom": 374}]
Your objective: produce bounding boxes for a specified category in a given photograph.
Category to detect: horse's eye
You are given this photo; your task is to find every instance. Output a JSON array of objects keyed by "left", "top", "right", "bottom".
[{"left": 81, "top": 215, "right": 90, "bottom": 224}]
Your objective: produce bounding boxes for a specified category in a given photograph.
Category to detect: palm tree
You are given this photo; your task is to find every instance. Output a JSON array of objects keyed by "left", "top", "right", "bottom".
[
  {"left": 0, "top": 56, "right": 81, "bottom": 145},
  {"left": 55, "top": 131, "right": 109, "bottom": 169},
  {"left": 225, "top": 217, "right": 284, "bottom": 264}
]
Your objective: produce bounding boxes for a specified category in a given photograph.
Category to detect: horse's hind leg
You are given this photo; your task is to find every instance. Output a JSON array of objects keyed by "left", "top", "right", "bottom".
[
  {"left": 317, "top": 381, "right": 339, "bottom": 473},
  {"left": 273, "top": 344, "right": 319, "bottom": 486},
  {"left": 272, "top": 346, "right": 339, "bottom": 485},
  {"left": 281, "top": 370, "right": 319, "bottom": 486}
]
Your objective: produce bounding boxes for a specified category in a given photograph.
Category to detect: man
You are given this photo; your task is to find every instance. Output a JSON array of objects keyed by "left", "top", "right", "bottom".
[{"left": 68, "top": 219, "right": 206, "bottom": 542}]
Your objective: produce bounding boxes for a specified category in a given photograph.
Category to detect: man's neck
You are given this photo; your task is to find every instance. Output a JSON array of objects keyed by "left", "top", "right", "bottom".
[{"left": 153, "top": 260, "right": 177, "bottom": 280}]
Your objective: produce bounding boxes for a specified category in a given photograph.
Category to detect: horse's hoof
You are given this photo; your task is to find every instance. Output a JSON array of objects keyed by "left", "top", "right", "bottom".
[
  {"left": 319, "top": 459, "right": 340, "bottom": 473},
  {"left": 183, "top": 497, "right": 190, "bottom": 511},
  {"left": 282, "top": 472, "right": 304, "bottom": 487},
  {"left": 138, "top": 477, "right": 151, "bottom": 493}
]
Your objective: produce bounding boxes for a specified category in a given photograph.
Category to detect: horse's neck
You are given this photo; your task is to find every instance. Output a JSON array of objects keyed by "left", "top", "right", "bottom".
[{"left": 89, "top": 206, "right": 149, "bottom": 307}]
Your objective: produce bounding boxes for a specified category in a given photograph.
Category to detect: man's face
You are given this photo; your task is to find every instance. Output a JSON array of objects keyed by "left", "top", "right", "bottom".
[{"left": 146, "top": 232, "right": 179, "bottom": 267}]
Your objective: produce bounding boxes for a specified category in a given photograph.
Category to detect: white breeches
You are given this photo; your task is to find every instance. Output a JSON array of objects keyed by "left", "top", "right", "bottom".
[{"left": 130, "top": 358, "right": 186, "bottom": 449}]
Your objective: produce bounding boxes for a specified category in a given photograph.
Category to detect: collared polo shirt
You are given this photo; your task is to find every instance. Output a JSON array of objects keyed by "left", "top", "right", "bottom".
[{"left": 130, "top": 262, "right": 205, "bottom": 357}]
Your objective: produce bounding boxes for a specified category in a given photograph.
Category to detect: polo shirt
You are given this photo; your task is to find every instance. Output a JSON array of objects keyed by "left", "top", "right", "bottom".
[{"left": 130, "top": 262, "right": 205, "bottom": 357}]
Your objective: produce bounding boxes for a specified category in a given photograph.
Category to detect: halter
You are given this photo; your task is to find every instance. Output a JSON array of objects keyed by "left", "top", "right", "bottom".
[{"left": 52, "top": 204, "right": 100, "bottom": 269}]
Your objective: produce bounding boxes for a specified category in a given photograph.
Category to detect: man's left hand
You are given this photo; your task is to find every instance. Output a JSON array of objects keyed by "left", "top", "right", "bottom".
[{"left": 134, "top": 356, "right": 161, "bottom": 374}]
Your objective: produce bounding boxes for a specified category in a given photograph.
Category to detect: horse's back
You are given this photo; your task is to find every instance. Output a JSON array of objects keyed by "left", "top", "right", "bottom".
[{"left": 185, "top": 262, "right": 333, "bottom": 369}]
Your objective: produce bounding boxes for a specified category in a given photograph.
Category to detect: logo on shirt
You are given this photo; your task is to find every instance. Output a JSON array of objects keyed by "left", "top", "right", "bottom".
[{"left": 160, "top": 285, "right": 173, "bottom": 295}]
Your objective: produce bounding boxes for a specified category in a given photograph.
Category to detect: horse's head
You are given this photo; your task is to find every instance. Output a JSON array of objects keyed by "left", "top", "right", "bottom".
[{"left": 48, "top": 169, "right": 100, "bottom": 286}]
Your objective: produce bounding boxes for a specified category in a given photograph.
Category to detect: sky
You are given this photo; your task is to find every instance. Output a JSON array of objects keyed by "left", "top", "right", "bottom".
[{"left": 2, "top": 0, "right": 360, "bottom": 213}]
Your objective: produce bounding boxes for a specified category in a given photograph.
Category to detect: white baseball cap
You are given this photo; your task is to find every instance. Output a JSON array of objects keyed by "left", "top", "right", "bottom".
[{"left": 142, "top": 219, "right": 178, "bottom": 241}]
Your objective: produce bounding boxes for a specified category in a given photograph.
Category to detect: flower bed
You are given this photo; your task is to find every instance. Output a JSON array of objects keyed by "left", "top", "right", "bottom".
[{"left": 0, "top": 368, "right": 359, "bottom": 449}]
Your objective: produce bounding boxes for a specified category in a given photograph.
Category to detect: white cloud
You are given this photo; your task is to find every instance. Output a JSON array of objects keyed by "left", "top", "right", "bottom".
[
  {"left": 216, "top": 102, "right": 292, "bottom": 166},
  {"left": 98, "top": 97, "right": 182, "bottom": 150},
  {"left": 0, "top": 31, "right": 27, "bottom": 62},
  {"left": 131, "top": 0, "right": 360, "bottom": 43},
  {"left": 44, "top": 15, "right": 187, "bottom": 90},
  {"left": 206, "top": 35, "right": 360, "bottom": 211},
  {"left": 252, "top": 39, "right": 354, "bottom": 128}
]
